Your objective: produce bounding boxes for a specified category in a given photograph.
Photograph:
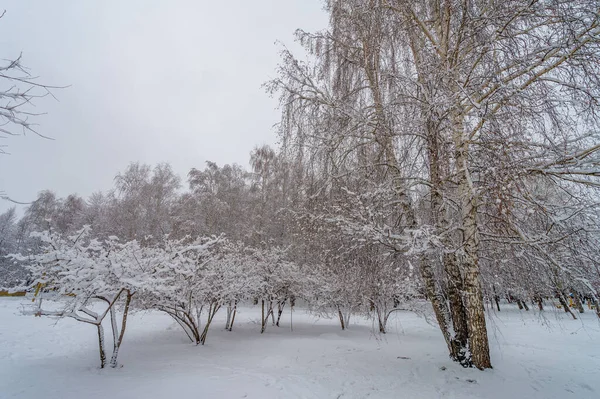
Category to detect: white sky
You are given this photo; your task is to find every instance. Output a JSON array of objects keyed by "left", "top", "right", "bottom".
[{"left": 0, "top": 0, "right": 327, "bottom": 213}]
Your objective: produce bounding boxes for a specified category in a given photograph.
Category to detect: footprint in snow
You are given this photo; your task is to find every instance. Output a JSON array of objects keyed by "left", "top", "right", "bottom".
[
  {"left": 455, "top": 377, "right": 477, "bottom": 384},
  {"left": 579, "top": 383, "right": 594, "bottom": 392}
]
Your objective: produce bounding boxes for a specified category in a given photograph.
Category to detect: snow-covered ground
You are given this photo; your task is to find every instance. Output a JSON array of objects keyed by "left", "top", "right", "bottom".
[{"left": 0, "top": 298, "right": 598, "bottom": 399}]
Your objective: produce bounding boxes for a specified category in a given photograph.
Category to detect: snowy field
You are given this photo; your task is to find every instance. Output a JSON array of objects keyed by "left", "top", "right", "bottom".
[{"left": 1, "top": 298, "right": 598, "bottom": 399}]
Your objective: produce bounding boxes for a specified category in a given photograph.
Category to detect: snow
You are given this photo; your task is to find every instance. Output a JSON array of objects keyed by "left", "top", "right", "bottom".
[{"left": 1, "top": 298, "right": 599, "bottom": 399}]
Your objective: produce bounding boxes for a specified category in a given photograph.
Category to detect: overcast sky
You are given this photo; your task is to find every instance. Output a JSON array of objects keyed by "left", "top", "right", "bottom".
[{"left": 0, "top": 0, "right": 327, "bottom": 213}]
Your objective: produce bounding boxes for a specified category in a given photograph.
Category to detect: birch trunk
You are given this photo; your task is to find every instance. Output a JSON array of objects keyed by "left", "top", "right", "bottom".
[
  {"left": 420, "top": 257, "right": 454, "bottom": 356},
  {"left": 426, "top": 111, "right": 469, "bottom": 364},
  {"left": 453, "top": 111, "right": 491, "bottom": 369}
]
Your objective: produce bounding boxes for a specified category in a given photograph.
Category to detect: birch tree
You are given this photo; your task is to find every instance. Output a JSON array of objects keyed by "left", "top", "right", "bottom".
[{"left": 271, "top": 0, "right": 600, "bottom": 369}]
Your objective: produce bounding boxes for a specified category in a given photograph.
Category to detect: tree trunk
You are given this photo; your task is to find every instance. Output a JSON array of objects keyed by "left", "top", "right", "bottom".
[
  {"left": 109, "top": 290, "right": 132, "bottom": 368},
  {"left": 516, "top": 300, "right": 524, "bottom": 310},
  {"left": 227, "top": 301, "right": 237, "bottom": 332},
  {"left": 571, "top": 290, "right": 584, "bottom": 313},
  {"left": 425, "top": 110, "right": 469, "bottom": 365},
  {"left": 343, "top": 310, "right": 351, "bottom": 329},
  {"left": 109, "top": 304, "right": 119, "bottom": 357},
  {"left": 454, "top": 112, "right": 491, "bottom": 369},
  {"left": 444, "top": 253, "right": 469, "bottom": 362},
  {"left": 166, "top": 311, "right": 197, "bottom": 343},
  {"left": 261, "top": 300, "right": 273, "bottom": 334},
  {"left": 420, "top": 257, "right": 455, "bottom": 358},
  {"left": 270, "top": 301, "right": 275, "bottom": 326},
  {"left": 261, "top": 299, "right": 265, "bottom": 325},
  {"left": 557, "top": 292, "right": 577, "bottom": 320},
  {"left": 558, "top": 293, "right": 569, "bottom": 312},
  {"left": 276, "top": 299, "right": 286, "bottom": 327},
  {"left": 462, "top": 257, "right": 491, "bottom": 369},
  {"left": 376, "top": 304, "right": 386, "bottom": 334},
  {"left": 225, "top": 303, "right": 232, "bottom": 330},
  {"left": 200, "top": 302, "right": 220, "bottom": 345},
  {"left": 338, "top": 307, "right": 345, "bottom": 330},
  {"left": 97, "top": 324, "right": 106, "bottom": 369},
  {"left": 494, "top": 296, "right": 501, "bottom": 312},
  {"left": 536, "top": 297, "right": 544, "bottom": 311},
  {"left": 261, "top": 299, "right": 266, "bottom": 333}
]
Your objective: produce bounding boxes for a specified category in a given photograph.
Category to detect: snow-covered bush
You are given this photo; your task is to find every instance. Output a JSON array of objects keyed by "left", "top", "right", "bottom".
[
  {"left": 136, "top": 237, "right": 265, "bottom": 344},
  {"left": 133, "top": 235, "right": 221, "bottom": 345},
  {"left": 248, "top": 246, "right": 303, "bottom": 333},
  {"left": 15, "top": 226, "right": 141, "bottom": 368}
]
